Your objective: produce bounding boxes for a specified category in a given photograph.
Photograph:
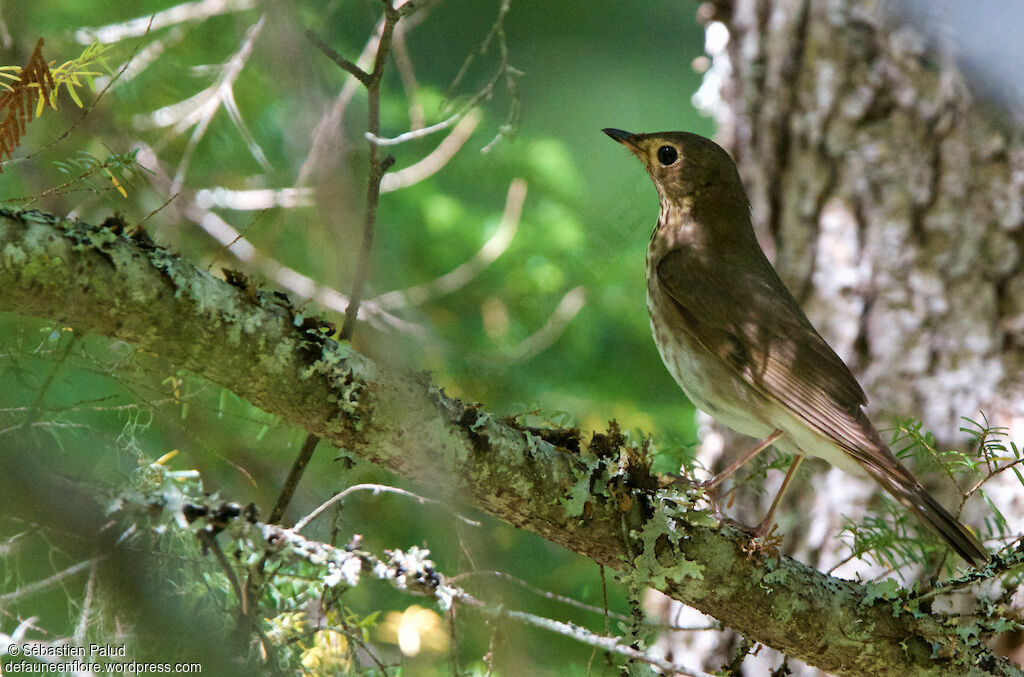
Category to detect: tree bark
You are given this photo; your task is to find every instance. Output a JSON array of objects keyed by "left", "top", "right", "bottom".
[{"left": 0, "top": 208, "right": 1020, "bottom": 676}]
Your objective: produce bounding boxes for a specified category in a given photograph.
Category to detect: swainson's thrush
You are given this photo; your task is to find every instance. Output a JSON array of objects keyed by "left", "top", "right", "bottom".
[{"left": 604, "top": 128, "right": 987, "bottom": 566}]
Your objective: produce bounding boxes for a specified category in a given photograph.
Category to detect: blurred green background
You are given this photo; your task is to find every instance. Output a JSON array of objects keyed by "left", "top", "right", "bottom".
[{"left": 0, "top": 1, "right": 711, "bottom": 674}]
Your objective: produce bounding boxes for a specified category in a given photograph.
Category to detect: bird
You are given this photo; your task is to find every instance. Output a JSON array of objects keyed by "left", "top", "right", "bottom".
[{"left": 603, "top": 127, "right": 988, "bottom": 566}]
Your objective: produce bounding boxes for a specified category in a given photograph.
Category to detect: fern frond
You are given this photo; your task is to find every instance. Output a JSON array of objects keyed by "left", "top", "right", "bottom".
[
  {"left": 0, "top": 38, "right": 55, "bottom": 171},
  {"left": 0, "top": 39, "right": 116, "bottom": 171}
]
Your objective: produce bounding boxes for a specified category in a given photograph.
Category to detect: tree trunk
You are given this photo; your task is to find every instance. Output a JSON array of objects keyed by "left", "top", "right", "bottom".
[{"left": 705, "top": 0, "right": 1024, "bottom": 441}]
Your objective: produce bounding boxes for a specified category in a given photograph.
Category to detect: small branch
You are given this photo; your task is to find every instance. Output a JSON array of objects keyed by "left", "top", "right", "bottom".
[
  {"left": 293, "top": 482, "right": 481, "bottom": 533},
  {"left": 268, "top": 433, "right": 320, "bottom": 525},
  {"left": 0, "top": 558, "right": 98, "bottom": 606},
  {"left": 448, "top": 570, "right": 719, "bottom": 632},
  {"left": 169, "top": 15, "right": 265, "bottom": 195},
  {"left": 378, "top": 110, "right": 481, "bottom": 192},
  {"left": 339, "top": 3, "right": 401, "bottom": 341},
  {"left": 198, "top": 529, "right": 247, "bottom": 615},
  {"left": 963, "top": 456, "right": 1024, "bottom": 501},
  {"left": 75, "top": 0, "right": 255, "bottom": 44},
  {"left": 442, "top": 0, "right": 520, "bottom": 153},
  {"left": 366, "top": 113, "right": 463, "bottom": 146},
  {"left": 73, "top": 562, "right": 98, "bottom": 645},
  {"left": 453, "top": 590, "right": 716, "bottom": 677},
  {"left": 306, "top": 30, "right": 370, "bottom": 85}
]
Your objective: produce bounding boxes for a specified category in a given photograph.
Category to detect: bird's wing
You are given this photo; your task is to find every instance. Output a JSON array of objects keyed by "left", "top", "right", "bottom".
[
  {"left": 657, "top": 249, "right": 990, "bottom": 564},
  {"left": 655, "top": 241, "right": 989, "bottom": 565},
  {"left": 655, "top": 246, "right": 886, "bottom": 461}
]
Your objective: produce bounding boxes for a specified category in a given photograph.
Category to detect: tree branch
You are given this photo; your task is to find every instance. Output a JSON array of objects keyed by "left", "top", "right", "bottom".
[
  {"left": 306, "top": 30, "right": 370, "bottom": 85},
  {"left": 0, "top": 208, "right": 1019, "bottom": 677}
]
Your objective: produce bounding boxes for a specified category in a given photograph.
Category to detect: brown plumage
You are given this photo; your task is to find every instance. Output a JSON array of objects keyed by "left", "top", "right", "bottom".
[{"left": 604, "top": 128, "right": 987, "bottom": 566}]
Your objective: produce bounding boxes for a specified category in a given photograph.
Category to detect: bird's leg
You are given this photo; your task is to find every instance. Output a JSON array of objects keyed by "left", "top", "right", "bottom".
[
  {"left": 753, "top": 454, "right": 804, "bottom": 538},
  {"left": 694, "top": 429, "right": 784, "bottom": 518},
  {"left": 699, "top": 429, "right": 785, "bottom": 490}
]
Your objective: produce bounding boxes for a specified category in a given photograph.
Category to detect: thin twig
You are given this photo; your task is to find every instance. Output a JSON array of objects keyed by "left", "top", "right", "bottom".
[
  {"left": 442, "top": 0, "right": 520, "bottom": 153},
  {"left": 75, "top": 0, "right": 255, "bottom": 44},
  {"left": 0, "top": 558, "right": 98, "bottom": 605},
  {"left": 447, "top": 569, "right": 714, "bottom": 632},
  {"left": 293, "top": 482, "right": 481, "bottom": 533},
  {"left": 339, "top": 2, "right": 401, "bottom": 341},
  {"left": 379, "top": 110, "right": 480, "bottom": 191},
  {"left": 964, "top": 456, "right": 1024, "bottom": 499},
  {"left": 366, "top": 114, "right": 461, "bottom": 146},
  {"left": 198, "top": 530, "right": 247, "bottom": 615},
  {"left": 305, "top": 30, "right": 370, "bottom": 85},
  {"left": 167, "top": 15, "right": 266, "bottom": 195},
  {"left": 268, "top": 433, "right": 320, "bottom": 525},
  {"left": 133, "top": 190, "right": 179, "bottom": 231},
  {"left": 24, "top": 332, "right": 79, "bottom": 424},
  {"left": 453, "top": 590, "right": 715, "bottom": 677},
  {"left": 73, "top": 561, "right": 98, "bottom": 644}
]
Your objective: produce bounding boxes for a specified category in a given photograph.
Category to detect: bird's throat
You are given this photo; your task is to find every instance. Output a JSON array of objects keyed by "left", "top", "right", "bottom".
[{"left": 655, "top": 200, "right": 701, "bottom": 250}]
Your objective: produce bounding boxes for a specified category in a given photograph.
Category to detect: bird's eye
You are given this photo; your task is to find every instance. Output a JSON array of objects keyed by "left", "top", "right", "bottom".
[{"left": 657, "top": 145, "right": 678, "bottom": 166}]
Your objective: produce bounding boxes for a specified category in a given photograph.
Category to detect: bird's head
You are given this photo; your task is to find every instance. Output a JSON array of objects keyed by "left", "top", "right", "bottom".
[{"left": 602, "top": 129, "right": 748, "bottom": 213}]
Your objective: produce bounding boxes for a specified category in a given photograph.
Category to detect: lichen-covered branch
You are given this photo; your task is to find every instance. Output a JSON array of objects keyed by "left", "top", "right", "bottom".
[{"left": 0, "top": 208, "right": 1018, "bottom": 676}]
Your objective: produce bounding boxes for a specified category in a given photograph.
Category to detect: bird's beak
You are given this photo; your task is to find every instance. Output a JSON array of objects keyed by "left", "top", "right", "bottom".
[{"left": 603, "top": 127, "right": 638, "bottom": 150}]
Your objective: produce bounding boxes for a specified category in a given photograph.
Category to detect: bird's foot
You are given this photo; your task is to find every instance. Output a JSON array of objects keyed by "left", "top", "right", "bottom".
[{"left": 718, "top": 516, "right": 783, "bottom": 558}]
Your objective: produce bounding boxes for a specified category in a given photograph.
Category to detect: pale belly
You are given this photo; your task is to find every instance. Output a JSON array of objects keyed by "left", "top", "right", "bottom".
[{"left": 645, "top": 284, "right": 867, "bottom": 477}]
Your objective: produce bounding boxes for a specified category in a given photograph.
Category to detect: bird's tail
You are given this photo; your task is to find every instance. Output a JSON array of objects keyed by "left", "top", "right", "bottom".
[{"left": 862, "top": 463, "right": 988, "bottom": 566}]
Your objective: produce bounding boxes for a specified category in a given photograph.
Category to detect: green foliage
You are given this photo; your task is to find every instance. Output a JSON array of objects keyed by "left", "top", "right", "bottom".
[
  {"left": 841, "top": 507, "right": 945, "bottom": 572},
  {"left": 44, "top": 41, "right": 115, "bottom": 110},
  {"left": 0, "top": 39, "right": 113, "bottom": 170},
  {"left": 960, "top": 414, "right": 1023, "bottom": 538},
  {"left": 840, "top": 414, "right": 1018, "bottom": 573},
  {"left": 0, "top": 41, "right": 111, "bottom": 105},
  {"left": 52, "top": 148, "right": 152, "bottom": 198}
]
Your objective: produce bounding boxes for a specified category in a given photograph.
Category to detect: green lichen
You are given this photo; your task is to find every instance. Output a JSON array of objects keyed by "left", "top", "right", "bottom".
[
  {"left": 760, "top": 563, "right": 789, "bottom": 595},
  {"left": 862, "top": 578, "right": 903, "bottom": 606},
  {"left": 298, "top": 337, "right": 372, "bottom": 424},
  {"left": 2, "top": 242, "right": 27, "bottom": 265},
  {"left": 7, "top": 208, "right": 62, "bottom": 225},
  {"left": 624, "top": 508, "right": 703, "bottom": 589},
  {"left": 561, "top": 461, "right": 598, "bottom": 519}
]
